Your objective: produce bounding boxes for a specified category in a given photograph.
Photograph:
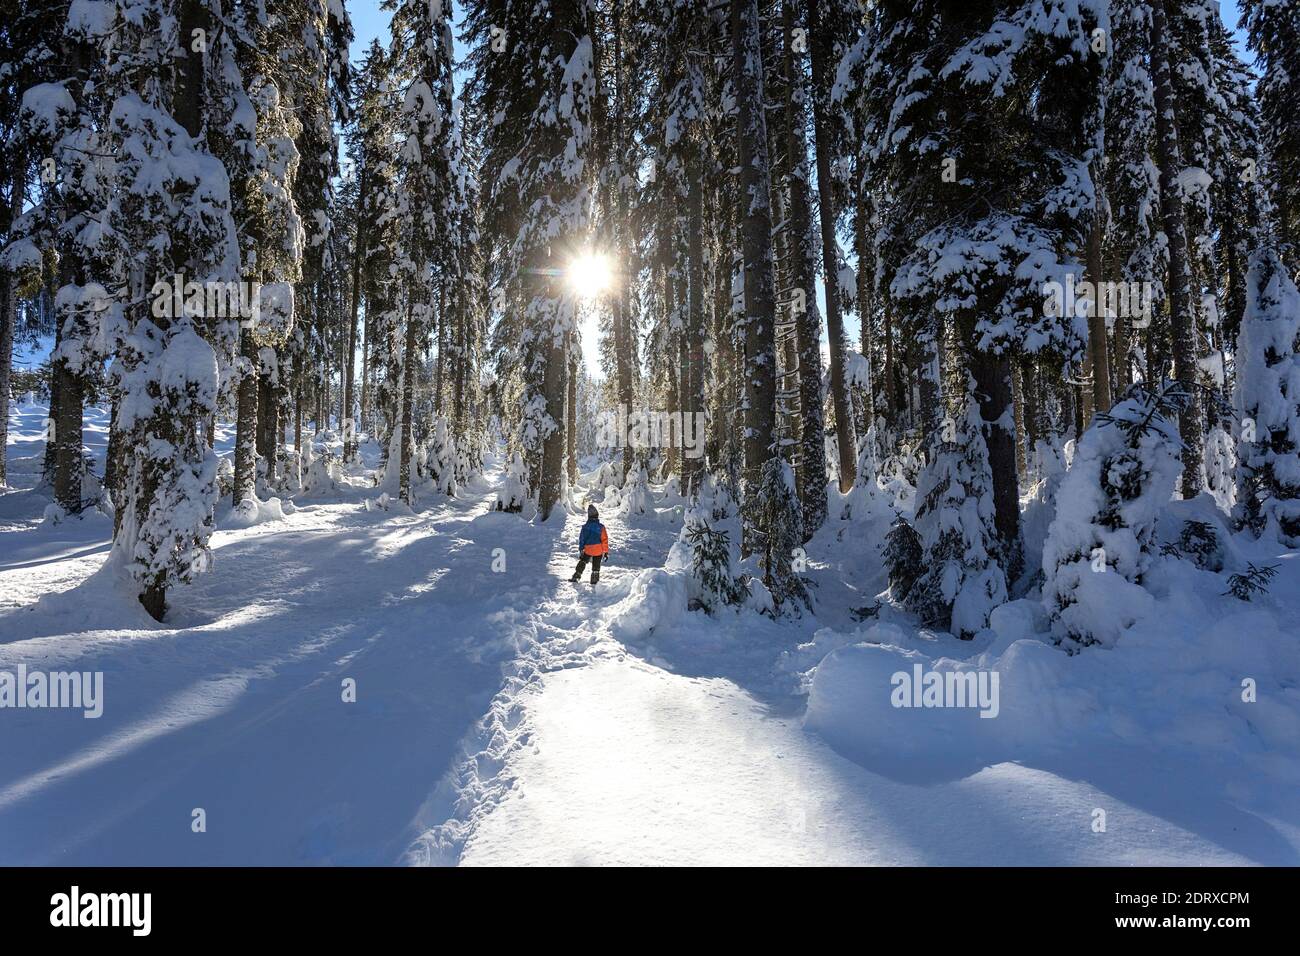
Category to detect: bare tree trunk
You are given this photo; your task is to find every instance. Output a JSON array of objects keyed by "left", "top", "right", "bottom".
[
  {"left": 782, "top": 0, "right": 828, "bottom": 531},
  {"left": 0, "top": 157, "right": 23, "bottom": 488},
  {"left": 256, "top": 364, "right": 278, "bottom": 488},
  {"left": 966, "top": 336, "right": 1022, "bottom": 578},
  {"left": 233, "top": 330, "right": 258, "bottom": 505},
  {"left": 808, "top": 0, "right": 856, "bottom": 491},
  {"left": 538, "top": 329, "right": 567, "bottom": 519},
  {"left": 1011, "top": 361, "right": 1027, "bottom": 482},
  {"left": 612, "top": 0, "right": 635, "bottom": 483},
  {"left": 344, "top": 176, "right": 365, "bottom": 461},
  {"left": 399, "top": 301, "right": 417, "bottom": 505},
  {"left": 1150, "top": 0, "right": 1204, "bottom": 493},
  {"left": 731, "top": 0, "right": 778, "bottom": 488},
  {"left": 51, "top": 271, "right": 84, "bottom": 513},
  {"left": 683, "top": 163, "right": 708, "bottom": 498},
  {"left": 855, "top": 182, "right": 875, "bottom": 425},
  {"left": 566, "top": 338, "right": 578, "bottom": 486},
  {"left": 1086, "top": 192, "right": 1112, "bottom": 416}
]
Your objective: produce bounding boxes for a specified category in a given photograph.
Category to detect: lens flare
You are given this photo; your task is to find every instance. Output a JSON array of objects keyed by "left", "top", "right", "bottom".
[{"left": 567, "top": 253, "right": 613, "bottom": 300}]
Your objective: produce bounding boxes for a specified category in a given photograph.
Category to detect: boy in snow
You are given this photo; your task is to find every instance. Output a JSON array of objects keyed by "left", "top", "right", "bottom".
[{"left": 572, "top": 505, "right": 609, "bottom": 585}]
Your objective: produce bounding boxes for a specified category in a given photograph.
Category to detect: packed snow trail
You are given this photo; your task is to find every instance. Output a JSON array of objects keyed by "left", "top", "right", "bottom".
[
  {"left": 409, "top": 492, "right": 1285, "bottom": 866},
  {"left": 0, "top": 453, "right": 577, "bottom": 864}
]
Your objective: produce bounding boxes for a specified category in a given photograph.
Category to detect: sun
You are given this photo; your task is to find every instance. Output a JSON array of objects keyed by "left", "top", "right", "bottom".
[{"left": 567, "top": 252, "right": 613, "bottom": 301}]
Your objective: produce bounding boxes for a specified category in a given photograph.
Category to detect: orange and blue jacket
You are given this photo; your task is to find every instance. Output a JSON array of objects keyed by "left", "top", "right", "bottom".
[{"left": 578, "top": 520, "right": 609, "bottom": 556}]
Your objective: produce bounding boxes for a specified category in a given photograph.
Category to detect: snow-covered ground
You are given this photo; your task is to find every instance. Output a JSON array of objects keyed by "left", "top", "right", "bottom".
[{"left": 2, "top": 401, "right": 1298, "bottom": 865}]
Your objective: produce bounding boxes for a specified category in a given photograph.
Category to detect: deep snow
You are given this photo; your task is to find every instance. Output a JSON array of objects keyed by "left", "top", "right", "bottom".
[{"left": 2, "top": 400, "right": 1298, "bottom": 865}]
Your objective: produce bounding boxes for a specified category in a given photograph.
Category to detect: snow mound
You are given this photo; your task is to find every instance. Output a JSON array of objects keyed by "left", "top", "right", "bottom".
[
  {"left": 225, "top": 496, "right": 287, "bottom": 528},
  {"left": 804, "top": 594, "right": 1300, "bottom": 791},
  {"left": 608, "top": 568, "right": 688, "bottom": 641}
]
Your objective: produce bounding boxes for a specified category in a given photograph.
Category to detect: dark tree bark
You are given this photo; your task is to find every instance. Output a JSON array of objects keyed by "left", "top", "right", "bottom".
[
  {"left": 683, "top": 163, "right": 708, "bottom": 498},
  {"left": 1150, "top": 0, "right": 1204, "bottom": 493},
  {"left": 344, "top": 167, "right": 366, "bottom": 461},
  {"left": 399, "top": 300, "right": 418, "bottom": 505},
  {"left": 1085, "top": 192, "right": 1113, "bottom": 416},
  {"left": 782, "top": 0, "right": 828, "bottom": 532},
  {"left": 233, "top": 330, "right": 259, "bottom": 505},
  {"left": 730, "top": 0, "right": 778, "bottom": 488},
  {"left": 808, "top": 0, "right": 856, "bottom": 491}
]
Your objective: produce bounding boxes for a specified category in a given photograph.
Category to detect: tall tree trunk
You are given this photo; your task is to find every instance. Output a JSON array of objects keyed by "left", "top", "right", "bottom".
[
  {"left": 855, "top": 181, "right": 875, "bottom": 425},
  {"left": 0, "top": 271, "right": 12, "bottom": 488},
  {"left": 683, "top": 163, "right": 708, "bottom": 498},
  {"left": 566, "top": 338, "right": 578, "bottom": 486},
  {"left": 399, "top": 301, "right": 417, "bottom": 505},
  {"left": 1150, "top": 0, "right": 1204, "bottom": 494},
  {"left": 256, "top": 364, "right": 278, "bottom": 488},
  {"left": 966, "top": 335, "right": 1022, "bottom": 578},
  {"left": 1086, "top": 192, "right": 1113, "bottom": 416},
  {"left": 51, "top": 265, "right": 84, "bottom": 513},
  {"left": 344, "top": 173, "right": 365, "bottom": 462},
  {"left": 434, "top": 281, "right": 446, "bottom": 417},
  {"left": 808, "top": 0, "right": 856, "bottom": 491},
  {"left": 731, "top": 0, "right": 778, "bottom": 489},
  {"left": 360, "top": 280, "right": 371, "bottom": 441},
  {"left": 0, "top": 157, "right": 23, "bottom": 488},
  {"left": 1011, "top": 361, "right": 1028, "bottom": 482},
  {"left": 294, "top": 357, "right": 303, "bottom": 462},
  {"left": 783, "top": 0, "right": 829, "bottom": 532},
  {"left": 883, "top": 300, "right": 897, "bottom": 427},
  {"left": 538, "top": 328, "right": 567, "bottom": 519},
  {"left": 233, "top": 330, "right": 258, "bottom": 505}
]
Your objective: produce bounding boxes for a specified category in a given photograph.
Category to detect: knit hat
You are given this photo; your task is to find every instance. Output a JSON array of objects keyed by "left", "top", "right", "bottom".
[{"left": 587, "top": 504, "right": 599, "bottom": 520}]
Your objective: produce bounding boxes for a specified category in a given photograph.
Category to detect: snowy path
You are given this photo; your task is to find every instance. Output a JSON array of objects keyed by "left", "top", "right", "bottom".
[
  {"left": 412, "top": 501, "right": 1275, "bottom": 866},
  {"left": 0, "top": 469, "right": 567, "bottom": 864}
]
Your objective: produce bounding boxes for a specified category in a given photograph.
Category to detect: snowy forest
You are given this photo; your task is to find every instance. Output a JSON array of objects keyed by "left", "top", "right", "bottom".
[{"left": 0, "top": 0, "right": 1298, "bottom": 869}]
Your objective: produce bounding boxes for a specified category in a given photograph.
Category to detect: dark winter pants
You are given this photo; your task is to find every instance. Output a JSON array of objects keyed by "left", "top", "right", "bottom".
[{"left": 574, "top": 554, "right": 602, "bottom": 583}]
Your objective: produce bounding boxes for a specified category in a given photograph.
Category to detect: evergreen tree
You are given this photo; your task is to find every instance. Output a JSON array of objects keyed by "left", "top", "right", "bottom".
[{"left": 1043, "top": 383, "right": 1186, "bottom": 648}]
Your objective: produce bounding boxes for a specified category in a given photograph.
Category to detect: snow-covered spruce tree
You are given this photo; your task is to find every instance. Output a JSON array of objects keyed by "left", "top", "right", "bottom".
[
  {"left": 389, "top": 0, "right": 458, "bottom": 506},
  {"left": 343, "top": 40, "right": 404, "bottom": 450},
  {"left": 1241, "top": 0, "right": 1300, "bottom": 269},
  {"left": 495, "top": 451, "right": 528, "bottom": 514},
  {"left": 1233, "top": 247, "right": 1300, "bottom": 546},
  {"left": 0, "top": 0, "right": 70, "bottom": 488},
  {"left": 907, "top": 397, "right": 1008, "bottom": 638},
  {"left": 750, "top": 457, "right": 809, "bottom": 613},
  {"left": 425, "top": 415, "right": 457, "bottom": 497},
  {"left": 1146, "top": 0, "right": 1206, "bottom": 493},
  {"left": 1042, "top": 382, "right": 1185, "bottom": 649},
  {"left": 857, "top": 1, "right": 1107, "bottom": 580},
  {"left": 444, "top": 97, "right": 487, "bottom": 483},
  {"left": 678, "top": 473, "right": 746, "bottom": 613},
  {"left": 1103, "top": 0, "right": 1165, "bottom": 394},
  {"left": 80, "top": 0, "right": 243, "bottom": 618},
  {"left": 465, "top": 0, "right": 594, "bottom": 520},
  {"left": 224, "top": 0, "right": 305, "bottom": 507},
  {"left": 8, "top": 6, "right": 114, "bottom": 514},
  {"left": 883, "top": 515, "right": 923, "bottom": 603},
  {"left": 286, "top": 0, "right": 351, "bottom": 480}
]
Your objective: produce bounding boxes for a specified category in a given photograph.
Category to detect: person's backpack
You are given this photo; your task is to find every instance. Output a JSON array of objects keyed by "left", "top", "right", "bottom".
[{"left": 580, "top": 520, "right": 609, "bottom": 556}]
